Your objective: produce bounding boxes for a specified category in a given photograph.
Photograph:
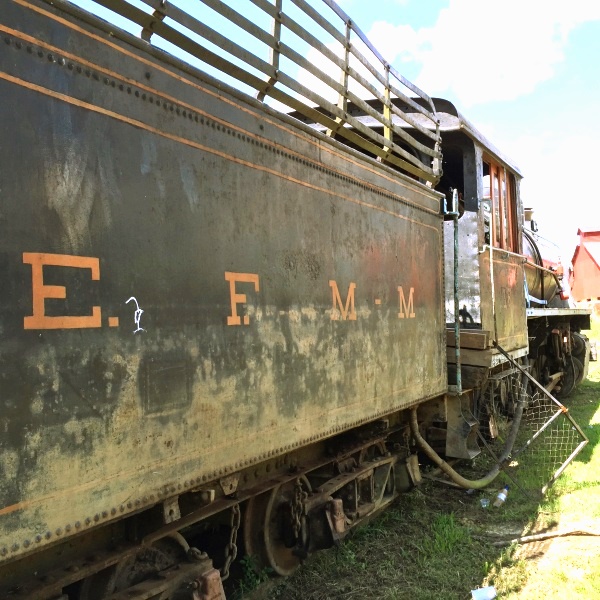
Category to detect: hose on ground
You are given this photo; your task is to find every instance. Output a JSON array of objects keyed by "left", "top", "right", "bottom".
[{"left": 409, "top": 360, "right": 528, "bottom": 489}]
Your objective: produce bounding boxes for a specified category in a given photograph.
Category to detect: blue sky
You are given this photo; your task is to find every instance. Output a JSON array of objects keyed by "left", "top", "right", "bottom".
[
  {"left": 71, "top": 0, "right": 599, "bottom": 260},
  {"left": 339, "top": 0, "right": 600, "bottom": 261}
]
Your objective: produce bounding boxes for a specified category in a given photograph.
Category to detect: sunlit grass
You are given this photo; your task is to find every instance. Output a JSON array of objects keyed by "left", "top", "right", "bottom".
[{"left": 490, "top": 316, "right": 600, "bottom": 599}]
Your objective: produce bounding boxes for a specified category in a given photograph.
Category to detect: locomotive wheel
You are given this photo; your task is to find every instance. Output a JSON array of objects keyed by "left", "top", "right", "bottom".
[
  {"left": 77, "top": 539, "right": 186, "bottom": 599},
  {"left": 244, "top": 476, "right": 312, "bottom": 576},
  {"left": 573, "top": 355, "right": 585, "bottom": 386},
  {"left": 358, "top": 441, "right": 386, "bottom": 465},
  {"left": 571, "top": 332, "right": 586, "bottom": 360},
  {"left": 557, "top": 356, "right": 583, "bottom": 399}
]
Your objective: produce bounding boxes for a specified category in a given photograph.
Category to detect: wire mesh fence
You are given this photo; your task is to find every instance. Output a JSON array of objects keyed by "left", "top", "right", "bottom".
[{"left": 475, "top": 351, "right": 588, "bottom": 497}]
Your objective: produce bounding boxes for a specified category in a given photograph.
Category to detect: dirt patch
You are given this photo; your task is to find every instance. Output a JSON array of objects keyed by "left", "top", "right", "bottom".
[{"left": 515, "top": 519, "right": 600, "bottom": 597}]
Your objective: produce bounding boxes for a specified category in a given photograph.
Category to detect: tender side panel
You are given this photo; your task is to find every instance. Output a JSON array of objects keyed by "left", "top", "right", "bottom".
[{"left": 0, "top": 0, "right": 445, "bottom": 562}]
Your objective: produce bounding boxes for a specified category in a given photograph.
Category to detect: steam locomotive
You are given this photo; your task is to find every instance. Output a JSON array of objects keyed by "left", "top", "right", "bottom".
[{"left": 0, "top": 1, "right": 590, "bottom": 598}]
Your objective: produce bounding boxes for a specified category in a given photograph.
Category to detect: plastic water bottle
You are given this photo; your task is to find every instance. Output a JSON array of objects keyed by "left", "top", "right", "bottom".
[{"left": 493, "top": 485, "right": 509, "bottom": 507}]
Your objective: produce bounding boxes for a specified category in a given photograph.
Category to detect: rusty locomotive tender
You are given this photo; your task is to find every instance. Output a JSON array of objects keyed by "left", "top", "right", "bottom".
[{"left": 0, "top": 0, "right": 591, "bottom": 598}]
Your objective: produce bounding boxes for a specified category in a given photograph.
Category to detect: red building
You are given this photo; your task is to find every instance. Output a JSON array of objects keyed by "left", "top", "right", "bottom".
[{"left": 570, "top": 229, "right": 600, "bottom": 302}]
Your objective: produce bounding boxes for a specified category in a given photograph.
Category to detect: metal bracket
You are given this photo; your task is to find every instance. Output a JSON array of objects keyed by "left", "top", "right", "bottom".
[
  {"left": 219, "top": 474, "right": 239, "bottom": 496},
  {"left": 163, "top": 496, "right": 181, "bottom": 524},
  {"left": 141, "top": 0, "right": 168, "bottom": 43}
]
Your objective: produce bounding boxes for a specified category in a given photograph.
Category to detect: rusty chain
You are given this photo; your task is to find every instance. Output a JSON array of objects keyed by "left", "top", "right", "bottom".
[
  {"left": 220, "top": 503, "right": 240, "bottom": 581},
  {"left": 290, "top": 479, "right": 308, "bottom": 541}
]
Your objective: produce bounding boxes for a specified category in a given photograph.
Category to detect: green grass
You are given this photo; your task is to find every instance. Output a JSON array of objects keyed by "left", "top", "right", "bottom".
[
  {"left": 252, "top": 317, "right": 600, "bottom": 600},
  {"left": 488, "top": 316, "right": 600, "bottom": 599}
]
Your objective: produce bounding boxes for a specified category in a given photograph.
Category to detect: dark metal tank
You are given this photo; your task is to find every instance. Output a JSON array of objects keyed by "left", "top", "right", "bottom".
[
  {"left": 522, "top": 228, "right": 565, "bottom": 307},
  {"left": 0, "top": 0, "right": 446, "bottom": 566}
]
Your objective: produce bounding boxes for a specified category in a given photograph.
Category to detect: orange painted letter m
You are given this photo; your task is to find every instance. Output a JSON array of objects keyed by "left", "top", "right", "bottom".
[{"left": 329, "top": 280, "right": 357, "bottom": 321}]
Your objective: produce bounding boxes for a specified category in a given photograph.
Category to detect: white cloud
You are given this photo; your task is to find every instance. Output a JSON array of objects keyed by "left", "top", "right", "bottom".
[
  {"left": 510, "top": 132, "right": 600, "bottom": 260},
  {"left": 367, "top": 21, "right": 427, "bottom": 66},
  {"left": 368, "top": 0, "right": 600, "bottom": 107}
]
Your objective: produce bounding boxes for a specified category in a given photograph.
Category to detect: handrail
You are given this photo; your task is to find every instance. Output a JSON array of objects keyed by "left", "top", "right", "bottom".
[{"left": 74, "top": 0, "right": 442, "bottom": 184}]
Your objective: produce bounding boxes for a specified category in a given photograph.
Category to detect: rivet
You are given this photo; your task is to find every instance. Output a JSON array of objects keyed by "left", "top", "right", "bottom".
[
  {"left": 55, "top": 528, "right": 62, "bottom": 536},
  {"left": 11, "top": 543, "right": 19, "bottom": 552},
  {"left": 127, "top": 502, "right": 132, "bottom": 509},
  {"left": 119, "top": 506, "right": 125, "bottom": 513},
  {"left": 1, "top": 548, "right": 7, "bottom": 556},
  {"left": 75, "top": 521, "right": 81, "bottom": 529},
  {"left": 4, "top": 38, "right": 10, "bottom": 45},
  {"left": 93, "top": 514, "right": 100, "bottom": 522},
  {"left": 142, "top": 496, "right": 148, "bottom": 503},
  {"left": 102, "top": 511, "right": 108, "bottom": 518},
  {"left": 111, "top": 508, "right": 117, "bottom": 516},
  {"left": 23, "top": 539, "right": 31, "bottom": 548},
  {"left": 65, "top": 524, "right": 72, "bottom": 533},
  {"left": 16, "top": 41, "right": 22, "bottom": 49},
  {"left": 45, "top": 531, "right": 52, "bottom": 539},
  {"left": 85, "top": 517, "right": 92, "bottom": 526},
  {"left": 134, "top": 500, "right": 140, "bottom": 507},
  {"left": 35, "top": 535, "right": 42, "bottom": 543}
]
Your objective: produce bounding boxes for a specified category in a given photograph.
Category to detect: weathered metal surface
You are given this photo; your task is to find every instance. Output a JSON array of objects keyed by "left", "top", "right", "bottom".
[
  {"left": 443, "top": 211, "right": 482, "bottom": 325},
  {"left": 479, "top": 249, "right": 528, "bottom": 352},
  {"left": 522, "top": 229, "right": 562, "bottom": 305},
  {"left": 0, "top": 0, "right": 445, "bottom": 566}
]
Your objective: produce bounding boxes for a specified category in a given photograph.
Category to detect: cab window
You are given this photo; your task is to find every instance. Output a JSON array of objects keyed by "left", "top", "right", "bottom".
[{"left": 482, "top": 158, "right": 518, "bottom": 252}]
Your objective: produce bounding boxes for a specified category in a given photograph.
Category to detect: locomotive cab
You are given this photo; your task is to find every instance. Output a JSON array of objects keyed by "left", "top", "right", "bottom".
[
  {"left": 433, "top": 100, "right": 529, "bottom": 371},
  {"left": 422, "top": 100, "right": 590, "bottom": 395},
  {"left": 336, "top": 97, "right": 530, "bottom": 376},
  {"left": 323, "top": 95, "right": 591, "bottom": 396}
]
